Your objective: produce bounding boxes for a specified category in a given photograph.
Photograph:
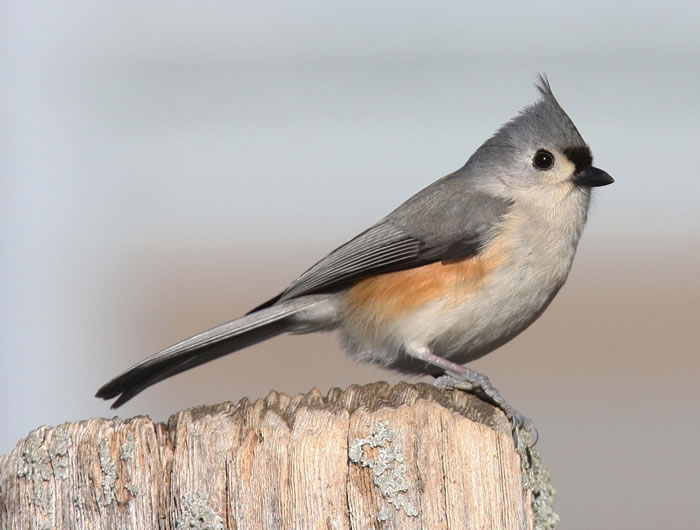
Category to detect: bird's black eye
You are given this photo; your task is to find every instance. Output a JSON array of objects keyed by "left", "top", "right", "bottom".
[{"left": 533, "top": 150, "right": 555, "bottom": 170}]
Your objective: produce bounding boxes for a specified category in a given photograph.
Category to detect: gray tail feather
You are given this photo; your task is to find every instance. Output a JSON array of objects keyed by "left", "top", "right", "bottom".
[{"left": 95, "top": 300, "right": 313, "bottom": 408}]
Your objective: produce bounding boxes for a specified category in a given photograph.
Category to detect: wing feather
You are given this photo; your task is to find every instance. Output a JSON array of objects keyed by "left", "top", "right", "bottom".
[
  {"left": 250, "top": 176, "right": 512, "bottom": 312},
  {"left": 280, "top": 224, "right": 421, "bottom": 300}
]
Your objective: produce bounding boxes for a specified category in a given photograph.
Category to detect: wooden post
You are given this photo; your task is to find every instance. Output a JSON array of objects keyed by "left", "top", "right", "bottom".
[{"left": 0, "top": 382, "right": 557, "bottom": 529}]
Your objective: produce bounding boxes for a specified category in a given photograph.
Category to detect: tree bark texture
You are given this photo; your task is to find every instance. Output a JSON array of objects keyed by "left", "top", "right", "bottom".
[{"left": 0, "top": 382, "right": 557, "bottom": 529}]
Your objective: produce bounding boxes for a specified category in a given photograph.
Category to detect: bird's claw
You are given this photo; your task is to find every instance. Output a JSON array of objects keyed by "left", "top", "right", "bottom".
[
  {"left": 505, "top": 406, "right": 539, "bottom": 448},
  {"left": 432, "top": 374, "right": 538, "bottom": 448}
]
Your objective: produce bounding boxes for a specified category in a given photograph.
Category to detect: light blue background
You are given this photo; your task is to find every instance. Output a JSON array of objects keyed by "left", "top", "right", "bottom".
[{"left": 3, "top": 2, "right": 699, "bottom": 527}]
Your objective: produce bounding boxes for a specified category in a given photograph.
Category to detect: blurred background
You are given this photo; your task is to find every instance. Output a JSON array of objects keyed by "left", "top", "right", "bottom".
[{"left": 2, "top": 1, "right": 699, "bottom": 528}]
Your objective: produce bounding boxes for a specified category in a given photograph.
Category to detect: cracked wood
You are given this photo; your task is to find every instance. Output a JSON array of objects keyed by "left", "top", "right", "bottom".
[{"left": 0, "top": 382, "right": 544, "bottom": 529}]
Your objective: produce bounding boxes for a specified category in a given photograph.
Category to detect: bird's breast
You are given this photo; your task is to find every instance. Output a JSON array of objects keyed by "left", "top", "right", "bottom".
[{"left": 339, "top": 198, "right": 588, "bottom": 365}]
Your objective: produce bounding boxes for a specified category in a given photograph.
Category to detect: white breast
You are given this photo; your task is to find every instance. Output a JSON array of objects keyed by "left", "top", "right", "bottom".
[
  {"left": 436, "top": 186, "right": 592, "bottom": 363},
  {"left": 338, "top": 186, "right": 591, "bottom": 371}
]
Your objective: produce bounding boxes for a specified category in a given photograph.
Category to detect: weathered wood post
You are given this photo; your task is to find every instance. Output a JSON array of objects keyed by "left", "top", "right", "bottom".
[{"left": 0, "top": 382, "right": 557, "bottom": 529}]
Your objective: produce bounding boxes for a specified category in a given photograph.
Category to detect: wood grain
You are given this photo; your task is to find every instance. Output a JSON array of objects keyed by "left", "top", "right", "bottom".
[{"left": 0, "top": 382, "right": 556, "bottom": 529}]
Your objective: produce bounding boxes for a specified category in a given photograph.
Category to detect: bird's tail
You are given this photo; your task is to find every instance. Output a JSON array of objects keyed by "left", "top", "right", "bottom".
[{"left": 95, "top": 298, "right": 321, "bottom": 408}]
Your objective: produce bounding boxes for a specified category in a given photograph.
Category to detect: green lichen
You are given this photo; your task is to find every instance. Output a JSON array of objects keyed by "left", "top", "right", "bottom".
[
  {"left": 349, "top": 421, "right": 418, "bottom": 519},
  {"left": 98, "top": 438, "right": 116, "bottom": 506},
  {"left": 49, "top": 428, "right": 71, "bottom": 480},
  {"left": 16, "top": 427, "right": 55, "bottom": 527},
  {"left": 176, "top": 491, "right": 224, "bottom": 529},
  {"left": 517, "top": 428, "right": 559, "bottom": 529},
  {"left": 120, "top": 432, "right": 136, "bottom": 461}
]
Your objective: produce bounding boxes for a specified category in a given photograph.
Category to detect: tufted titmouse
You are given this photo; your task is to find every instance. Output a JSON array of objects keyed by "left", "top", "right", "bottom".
[{"left": 97, "top": 76, "right": 613, "bottom": 442}]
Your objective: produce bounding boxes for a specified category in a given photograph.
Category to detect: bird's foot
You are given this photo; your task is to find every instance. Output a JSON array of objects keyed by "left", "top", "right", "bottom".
[{"left": 433, "top": 373, "right": 538, "bottom": 448}]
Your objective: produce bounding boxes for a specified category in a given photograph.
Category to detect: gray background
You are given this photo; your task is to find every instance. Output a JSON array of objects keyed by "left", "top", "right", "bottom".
[{"left": 2, "top": 2, "right": 699, "bottom": 528}]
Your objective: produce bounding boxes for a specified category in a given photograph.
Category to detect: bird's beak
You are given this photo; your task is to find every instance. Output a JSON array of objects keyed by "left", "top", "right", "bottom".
[{"left": 573, "top": 166, "right": 614, "bottom": 187}]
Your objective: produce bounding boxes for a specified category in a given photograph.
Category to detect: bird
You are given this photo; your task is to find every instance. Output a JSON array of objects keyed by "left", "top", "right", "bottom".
[{"left": 96, "top": 75, "right": 613, "bottom": 444}]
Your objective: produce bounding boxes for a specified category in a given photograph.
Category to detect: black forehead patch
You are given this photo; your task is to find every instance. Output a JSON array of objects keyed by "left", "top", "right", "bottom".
[{"left": 563, "top": 145, "right": 593, "bottom": 173}]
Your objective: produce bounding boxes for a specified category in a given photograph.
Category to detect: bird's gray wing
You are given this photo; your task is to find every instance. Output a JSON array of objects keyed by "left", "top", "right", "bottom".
[{"left": 250, "top": 173, "right": 511, "bottom": 312}]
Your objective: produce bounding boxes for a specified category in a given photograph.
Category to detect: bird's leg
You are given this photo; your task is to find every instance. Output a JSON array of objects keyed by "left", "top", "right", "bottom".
[
  {"left": 404, "top": 345, "right": 537, "bottom": 447},
  {"left": 433, "top": 374, "right": 538, "bottom": 448}
]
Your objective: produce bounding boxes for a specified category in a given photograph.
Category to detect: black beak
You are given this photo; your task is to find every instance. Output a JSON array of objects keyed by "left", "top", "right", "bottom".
[{"left": 573, "top": 166, "right": 614, "bottom": 187}]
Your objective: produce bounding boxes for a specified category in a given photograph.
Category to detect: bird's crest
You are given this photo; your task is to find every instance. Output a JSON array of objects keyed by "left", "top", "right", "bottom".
[
  {"left": 535, "top": 73, "right": 555, "bottom": 100},
  {"left": 476, "top": 74, "right": 586, "bottom": 152}
]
